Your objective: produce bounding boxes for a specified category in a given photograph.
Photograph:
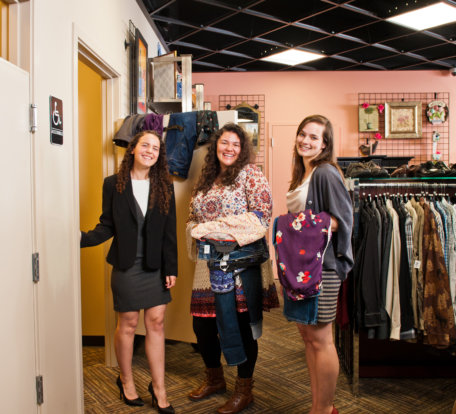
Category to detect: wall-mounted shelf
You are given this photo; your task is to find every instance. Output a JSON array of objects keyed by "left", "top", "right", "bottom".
[{"left": 149, "top": 54, "right": 192, "bottom": 114}]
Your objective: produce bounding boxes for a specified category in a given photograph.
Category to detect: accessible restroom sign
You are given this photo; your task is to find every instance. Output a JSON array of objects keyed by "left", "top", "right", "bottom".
[{"left": 50, "top": 96, "right": 63, "bottom": 145}]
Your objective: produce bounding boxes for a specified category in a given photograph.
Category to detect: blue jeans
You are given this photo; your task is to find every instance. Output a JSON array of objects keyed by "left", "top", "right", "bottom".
[
  {"left": 214, "top": 266, "right": 263, "bottom": 365},
  {"left": 282, "top": 290, "right": 318, "bottom": 325},
  {"left": 197, "top": 238, "right": 268, "bottom": 264},
  {"left": 165, "top": 111, "right": 197, "bottom": 179}
]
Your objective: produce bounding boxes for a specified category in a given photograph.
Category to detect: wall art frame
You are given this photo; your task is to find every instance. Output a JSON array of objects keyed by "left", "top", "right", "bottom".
[
  {"left": 358, "top": 104, "right": 379, "bottom": 132},
  {"left": 132, "top": 27, "right": 148, "bottom": 114},
  {"left": 385, "top": 101, "right": 422, "bottom": 139}
]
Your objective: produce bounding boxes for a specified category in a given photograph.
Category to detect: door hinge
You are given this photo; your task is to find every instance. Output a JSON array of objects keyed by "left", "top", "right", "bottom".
[
  {"left": 30, "top": 104, "right": 38, "bottom": 133},
  {"left": 270, "top": 137, "right": 274, "bottom": 147},
  {"left": 36, "top": 375, "right": 44, "bottom": 405},
  {"left": 32, "top": 252, "right": 40, "bottom": 283}
]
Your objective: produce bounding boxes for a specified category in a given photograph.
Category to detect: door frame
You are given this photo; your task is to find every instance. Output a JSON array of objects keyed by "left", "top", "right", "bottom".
[{"left": 72, "top": 24, "right": 120, "bottom": 367}]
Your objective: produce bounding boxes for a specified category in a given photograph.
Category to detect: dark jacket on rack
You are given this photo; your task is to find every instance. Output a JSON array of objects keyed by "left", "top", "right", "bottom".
[
  {"left": 80, "top": 174, "right": 177, "bottom": 276},
  {"left": 305, "top": 163, "right": 354, "bottom": 281}
]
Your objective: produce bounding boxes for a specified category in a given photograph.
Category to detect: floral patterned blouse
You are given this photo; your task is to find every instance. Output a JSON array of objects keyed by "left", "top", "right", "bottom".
[
  {"left": 189, "top": 163, "right": 272, "bottom": 227},
  {"left": 188, "top": 163, "right": 274, "bottom": 317}
]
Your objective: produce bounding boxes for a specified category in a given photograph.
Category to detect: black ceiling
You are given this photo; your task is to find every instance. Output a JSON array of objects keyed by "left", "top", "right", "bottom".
[{"left": 140, "top": 0, "right": 456, "bottom": 72}]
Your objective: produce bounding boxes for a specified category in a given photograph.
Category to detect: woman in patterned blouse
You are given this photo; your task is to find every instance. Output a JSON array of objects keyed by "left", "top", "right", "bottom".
[{"left": 187, "top": 123, "right": 278, "bottom": 414}]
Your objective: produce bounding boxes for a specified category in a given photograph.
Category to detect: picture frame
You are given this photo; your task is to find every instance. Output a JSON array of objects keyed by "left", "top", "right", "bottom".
[
  {"left": 358, "top": 104, "right": 379, "bottom": 132},
  {"left": 132, "top": 28, "right": 148, "bottom": 114},
  {"left": 385, "top": 101, "right": 422, "bottom": 139}
]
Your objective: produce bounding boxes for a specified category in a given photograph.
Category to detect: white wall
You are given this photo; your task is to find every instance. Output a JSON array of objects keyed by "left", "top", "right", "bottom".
[{"left": 30, "top": 1, "right": 163, "bottom": 412}]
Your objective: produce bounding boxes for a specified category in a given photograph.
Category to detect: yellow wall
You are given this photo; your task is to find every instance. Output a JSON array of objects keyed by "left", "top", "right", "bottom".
[
  {"left": 0, "top": 0, "right": 8, "bottom": 60},
  {"left": 78, "top": 59, "right": 105, "bottom": 336}
]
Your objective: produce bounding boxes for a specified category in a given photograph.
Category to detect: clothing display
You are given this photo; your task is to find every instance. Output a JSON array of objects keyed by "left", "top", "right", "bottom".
[
  {"left": 113, "top": 114, "right": 146, "bottom": 147},
  {"left": 165, "top": 111, "right": 198, "bottom": 178},
  {"left": 143, "top": 112, "right": 164, "bottom": 136},
  {"left": 354, "top": 191, "right": 456, "bottom": 349},
  {"left": 196, "top": 110, "right": 219, "bottom": 146}
]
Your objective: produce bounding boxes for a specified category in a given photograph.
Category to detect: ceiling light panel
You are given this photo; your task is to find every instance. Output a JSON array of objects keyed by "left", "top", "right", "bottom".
[
  {"left": 261, "top": 49, "right": 324, "bottom": 65},
  {"left": 387, "top": 2, "right": 456, "bottom": 30}
]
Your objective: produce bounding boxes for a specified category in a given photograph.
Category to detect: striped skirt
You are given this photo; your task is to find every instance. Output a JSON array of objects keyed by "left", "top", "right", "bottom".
[{"left": 317, "top": 271, "right": 341, "bottom": 323}]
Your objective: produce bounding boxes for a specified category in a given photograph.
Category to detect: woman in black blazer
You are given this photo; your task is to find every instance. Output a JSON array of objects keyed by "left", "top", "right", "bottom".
[{"left": 81, "top": 130, "right": 177, "bottom": 413}]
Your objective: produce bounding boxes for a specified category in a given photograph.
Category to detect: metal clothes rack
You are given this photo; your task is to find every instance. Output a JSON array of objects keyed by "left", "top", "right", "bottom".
[{"left": 336, "top": 177, "right": 456, "bottom": 396}]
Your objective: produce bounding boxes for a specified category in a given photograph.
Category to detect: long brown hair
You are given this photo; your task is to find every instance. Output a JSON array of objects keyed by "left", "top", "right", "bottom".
[
  {"left": 116, "top": 130, "right": 173, "bottom": 214},
  {"left": 192, "top": 123, "right": 254, "bottom": 196},
  {"left": 289, "top": 114, "right": 343, "bottom": 192}
]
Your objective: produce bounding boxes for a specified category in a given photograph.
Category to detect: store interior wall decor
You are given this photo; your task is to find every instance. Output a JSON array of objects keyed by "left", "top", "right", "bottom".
[
  {"left": 426, "top": 100, "right": 449, "bottom": 125},
  {"left": 131, "top": 27, "right": 148, "bottom": 114},
  {"left": 385, "top": 101, "right": 422, "bottom": 139},
  {"left": 359, "top": 103, "right": 379, "bottom": 132}
]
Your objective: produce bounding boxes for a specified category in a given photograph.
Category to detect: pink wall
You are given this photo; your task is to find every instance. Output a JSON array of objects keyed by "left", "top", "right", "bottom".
[{"left": 193, "top": 70, "right": 455, "bottom": 163}]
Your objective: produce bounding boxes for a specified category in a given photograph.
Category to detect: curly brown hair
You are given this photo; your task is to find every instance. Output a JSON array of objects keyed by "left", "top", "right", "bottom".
[
  {"left": 192, "top": 123, "right": 254, "bottom": 196},
  {"left": 116, "top": 130, "right": 173, "bottom": 214},
  {"left": 289, "top": 114, "right": 343, "bottom": 192}
]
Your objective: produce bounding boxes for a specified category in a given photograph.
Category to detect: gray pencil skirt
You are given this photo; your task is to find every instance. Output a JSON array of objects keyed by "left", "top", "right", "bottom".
[{"left": 111, "top": 257, "right": 171, "bottom": 312}]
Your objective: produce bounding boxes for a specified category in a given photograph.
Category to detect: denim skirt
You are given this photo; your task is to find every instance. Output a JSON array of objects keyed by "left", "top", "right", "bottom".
[{"left": 282, "top": 271, "right": 340, "bottom": 325}]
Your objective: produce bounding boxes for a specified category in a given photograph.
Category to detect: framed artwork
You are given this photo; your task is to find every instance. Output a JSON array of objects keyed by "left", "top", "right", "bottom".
[
  {"left": 132, "top": 28, "right": 148, "bottom": 114},
  {"left": 358, "top": 104, "right": 379, "bottom": 132},
  {"left": 385, "top": 101, "right": 422, "bottom": 139},
  {"left": 426, "top": 100, "right": 448, "bottom": 125}
]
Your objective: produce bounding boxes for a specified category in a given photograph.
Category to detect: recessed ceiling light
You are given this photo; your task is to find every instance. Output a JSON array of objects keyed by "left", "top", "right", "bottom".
[
  {"left": 260, "top": 49, "right": 324, "bottom": 66},
  {"left": 387, "top": 2, "right": 456, "bottom": 30}
]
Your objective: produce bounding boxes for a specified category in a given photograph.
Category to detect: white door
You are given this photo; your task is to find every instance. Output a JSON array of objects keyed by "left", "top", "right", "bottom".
[{"left": 0, "top": 58, "right": 37, "bottom": 412}]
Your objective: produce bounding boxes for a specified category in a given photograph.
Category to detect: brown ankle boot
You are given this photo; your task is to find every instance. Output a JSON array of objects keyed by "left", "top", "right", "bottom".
[
  {"left": 217, "top": 376, "right": 253, "bottom": 414},
  {"left": 188, "top": 366, "right": 226, "bottom": 401}
]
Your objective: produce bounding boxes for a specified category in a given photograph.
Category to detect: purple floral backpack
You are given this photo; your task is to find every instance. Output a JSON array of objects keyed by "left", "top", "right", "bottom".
[{"left": 273, "top": 209, "right": 332, "bottom": 301}]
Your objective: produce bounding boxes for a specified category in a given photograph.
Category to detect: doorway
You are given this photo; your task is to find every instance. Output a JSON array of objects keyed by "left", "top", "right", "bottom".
[
  {"left": 78, "top": 58, "right": 105, "bottom": 344},
  {"left": 75, "top": 35, "right": 120, "bottom": 367}
]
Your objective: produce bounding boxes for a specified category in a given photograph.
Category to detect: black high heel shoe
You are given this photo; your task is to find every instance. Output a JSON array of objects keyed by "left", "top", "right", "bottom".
[
  {"left": 148, "top": 382, "right": 175, "bottom": 414},
  {"left": 116, "top": 376, "right": 144, "bottom": 407}
]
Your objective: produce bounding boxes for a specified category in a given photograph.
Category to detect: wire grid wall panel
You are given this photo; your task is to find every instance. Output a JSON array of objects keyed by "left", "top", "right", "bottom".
[
  {"left": 358, "top": 92, "right": 450, "bottom": 166},
  {"left": 219, "top": 95, "right": 266, "bottom": 172}
]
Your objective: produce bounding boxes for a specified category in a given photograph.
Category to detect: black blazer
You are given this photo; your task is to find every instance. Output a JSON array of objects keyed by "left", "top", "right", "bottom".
[{"left": 81, "top": 174, "right": 177, "bottom": 276}]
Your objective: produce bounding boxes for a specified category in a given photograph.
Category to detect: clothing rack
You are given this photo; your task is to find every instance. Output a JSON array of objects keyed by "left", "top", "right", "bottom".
[{"left": 336, "top": 177, "right": 456, "bottom": 396}]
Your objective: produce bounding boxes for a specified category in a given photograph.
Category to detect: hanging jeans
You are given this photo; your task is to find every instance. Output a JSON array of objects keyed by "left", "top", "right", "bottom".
[
  {"left": 214, "top": 266, "right": 263, "bottom": 365},
  {"left": 165, "top": 111, "right": 197, "bottom": 179}
]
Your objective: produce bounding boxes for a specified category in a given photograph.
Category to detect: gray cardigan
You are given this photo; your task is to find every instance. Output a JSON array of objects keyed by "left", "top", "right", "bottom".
[{"left": 306, "top": 163, "right": 354, "bottom": 281}]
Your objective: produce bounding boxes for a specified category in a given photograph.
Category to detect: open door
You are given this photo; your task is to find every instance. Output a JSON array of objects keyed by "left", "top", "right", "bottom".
[{"left": 0, "top": 58, "right": 37, "bottom": 412}]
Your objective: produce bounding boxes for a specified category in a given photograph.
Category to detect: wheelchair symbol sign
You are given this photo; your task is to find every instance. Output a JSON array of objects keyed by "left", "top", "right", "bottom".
[{"left": 50, "top": 96, "right": 63, "bottom": 145}]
